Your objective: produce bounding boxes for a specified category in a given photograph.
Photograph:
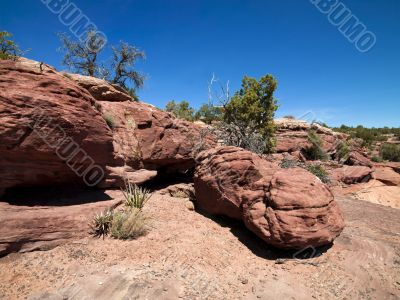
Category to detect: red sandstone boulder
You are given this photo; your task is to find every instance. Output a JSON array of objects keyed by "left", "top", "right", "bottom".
[
  {"left": 194, "top": 146, "right": 276, "bottom": 220},
  {"left": 194, "top": 146, "right": 345, "bottom": 249},
  {"left": 0, "top": 190, "right": 121, "bottom": 256},
  {"left": 0, "top": 58, "right": 115, "bottom": 194},
  {"left": 372, "top": 167, "right": 400, "bottom": 186},
  {"left": 329, "top": 166, "right": 372, "bottom": 184},
  {"left": 375, "top": 162, "right": 400, "bottom": 174},
  {"left": 346, "top": 151, "right": 373, "bottom": 167},
  {"left": 244, "top": 168, "right": 344, "bottom": 249}
]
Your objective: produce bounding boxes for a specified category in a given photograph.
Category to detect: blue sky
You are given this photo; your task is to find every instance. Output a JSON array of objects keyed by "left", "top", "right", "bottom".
[{"left": 1, "top": 0, "right": 399, "bottom": 127}]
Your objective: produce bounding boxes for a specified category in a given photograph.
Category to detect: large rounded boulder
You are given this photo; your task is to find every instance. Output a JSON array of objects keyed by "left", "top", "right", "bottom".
[{"left": 194, "top": 146, "right": 345, "bottom": 249}]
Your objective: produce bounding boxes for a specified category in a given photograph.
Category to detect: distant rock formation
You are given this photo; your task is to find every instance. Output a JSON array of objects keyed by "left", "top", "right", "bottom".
[{"left": 275, "top": 118, "right": 346, "bottom": 156}]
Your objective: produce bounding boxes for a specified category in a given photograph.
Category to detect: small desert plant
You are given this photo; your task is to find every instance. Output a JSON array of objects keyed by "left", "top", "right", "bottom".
[
  {"left": 381, "top": 144, "right": 400, "bottom": 162},
  {"left": 122, "top": 180, "right": 151, "bottom": 209},
  {"left": 371, "top": 156, "right": 384, "bottom": 163},
  {"left": 304, "top": 130, "right": 328, "bottom": 160},
  {"left": 279, "top": 158, "right": 299, "bottom": 169},
  {"left": 335, "top": 141, "right": 350, "bottom": 161},
  {"left": 307, "top": 164, "right": 330, "bottom": 183},
  {"left": 170, "top": 190, "right": 190, "bottom": 198},
  {"left": 90, "top": 209, "right": 114, "bottom": 239},
  {"left": 110, "top": 208, "right": 148, "bottom": 240},
  {"left": 102, "top": 113, "right": 115, "bottom": 129}
]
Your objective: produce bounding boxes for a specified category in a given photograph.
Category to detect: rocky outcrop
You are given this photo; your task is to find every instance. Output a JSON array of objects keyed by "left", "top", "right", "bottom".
[
  {"left": 333, "top": 179, "right": 400, "bottom": 209},
  {"left": 98, "top": 100, "right": 215, "bottom": 173},
  {"left": 0, "top": 58, "right": 215, "bottom": 195},
  {"left": 376, "top": 162, "right": 400, "bottom": 174},
  {"left": 194, "top": 146, "right": 345, "bottom": 249},
  {"left": 372, "top": 167, "right": 400, "bottom": 186},
  {"left": 329, "top": 166, "right": 372, "bottom": 184},
  {"left": 0, "top": 190, "right": 120, "bottom": 256},
  {"left": 0, "top": 58, "right": 115, "bottom": 194},
  {"left": 345, "top": 151, "right": 373, "bottom": 167},
  {"left": 65, "top": 73, "right": 133, "bottom": 102},
  {"left": 274, "top": 118, "right": 346, "bottom": 156}
]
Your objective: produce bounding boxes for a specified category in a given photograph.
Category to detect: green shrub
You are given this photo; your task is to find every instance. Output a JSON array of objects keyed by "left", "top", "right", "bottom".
[
  {"left": 0, "top": 31, "right": 21, "bottom": 60},
  {"left": 194, "top": 103, "right": 223, "bottom": 124},
  {"left": 102, "top": 113, "right": 115, "bottom": 129},
  {"left": 110, "top": 209, "right": 148, "bottom": 240},
  {"left": 371, "top": 156, "right": 383, "bottom": 163},
  {"left": 304, "top": 130, "right": 328, "bottom": 160},
  {"left": 90, "top": 209, "right": 114, "bottom": 239},
  {"left": 307, "top": 165, "right": 330, "bottom": 183},
  {"left": 165, "top": 100, "right": 195, "bottom": 121},
  {"left": 336, "top": 141, "right": 350, "bottom": 161},
  {"left": 333, "top": 125, "right": 397, "bottom": 147},
  {"left": 223, "top": 75, "right": 278, "bottom": 154},
  {"left": 381, "top": 144, "right": 400, "bottom": 162},
  {"left": 122, "top": 180, "right": 151, "bottom": 209},
  {"left": 279, "top": 158, "right": 299, "bottom": 169}
]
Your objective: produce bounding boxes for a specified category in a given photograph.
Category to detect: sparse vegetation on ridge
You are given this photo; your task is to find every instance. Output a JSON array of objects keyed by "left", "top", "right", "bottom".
[
  {"left": 304, "top": 130, "right": 328, "bottom": 160},
  {"left": 102, "top": 113, "right": 116, "bottom": 129},
  {"left": 381, "top": 143, "right": 400, "bottom": 162},
  {"left": 165, "top": 100, "right": 195, "bottom": 121},
  {"left": 307, "top": 164, "right": 330, "bottom": 183},
  {"left": 335, "top": 141, "right": 350, "bottom": 162},
  {"left": 0, "top": 31, "right": 22, "bottom": 60},
  {"left": 333, "top": 125, "right": 400, "bottom": 147},
  {"left": 58, "top": 30, "right": 145, "bottom": 99}
]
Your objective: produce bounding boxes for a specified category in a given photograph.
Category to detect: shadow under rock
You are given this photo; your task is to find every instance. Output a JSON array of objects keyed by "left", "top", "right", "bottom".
[
  {"left": 142, "top": 169, "right": 194, "bottom": 192},
  {"left": 1, "top": 185, "right": 113, "bottom": 207},
  {"left": 195, "top": 207, "right": 333, "bottom": 261}
]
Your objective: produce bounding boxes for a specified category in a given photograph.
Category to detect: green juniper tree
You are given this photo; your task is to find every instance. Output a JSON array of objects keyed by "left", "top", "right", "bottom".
[{"left": 223, "top": 74, "right": 279, "bottom": 153}]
